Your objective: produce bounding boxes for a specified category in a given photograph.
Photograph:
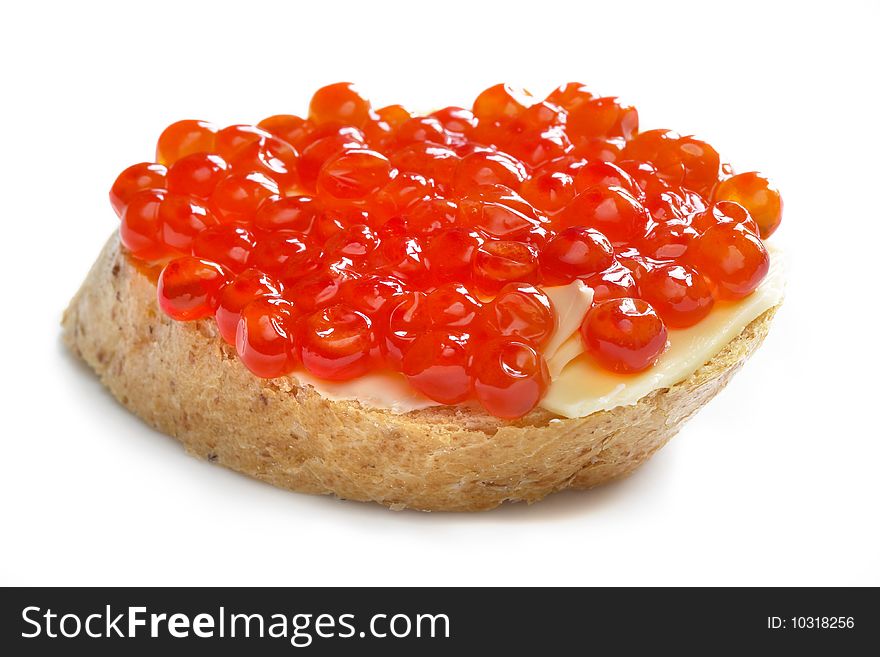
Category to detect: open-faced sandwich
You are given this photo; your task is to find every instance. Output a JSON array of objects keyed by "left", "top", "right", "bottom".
[{"left": 63, "top": 82, "right": 784, "bottom": 511}]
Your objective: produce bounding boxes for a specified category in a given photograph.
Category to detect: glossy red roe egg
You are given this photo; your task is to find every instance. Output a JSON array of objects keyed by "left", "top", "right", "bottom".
[
  {"left": 401, "top": 331, "right": 472, "bottom": 404},
  {"left": 426, "top": 227, "right": 482, "bottom": 284},
  {"left": 324, "top": 223, "right": 380, "bottom": 262},
  {"left": 369, "top": 234, "right": 431, "bottom": 288},
  {"left": 686, "top": 223, "right": 770, "bottom": 300},
  {"left": 309, "top": 82, "right": 372, "bottom": 128},
  {"left": 298, "top": 129, "right": 366, "bottom": 190},
  {"left": 403, "top": 196, "right": 458, "bottom": 237},
  {"left": 374, "top": 105, "right": 410, "bottom": 126},
  {"left": 654, "top": 135, "right": 721, "bottom": 196},
  {"left": 287, "top": 265, "right": 354, "bottom": 313},
  {"left": 457, "top": 184, "right": 549, "bottom": 244},
  {"left": 316, "top": 149, "right": 393, "bottom": 205},
  {"left": 639, "top": 220, "right": 699, "bottom": 260},
  {"left": 376, "top": 215, "right": 407, "bottom": 240},
  {"left": 691, "top": 200, "right": 760, "bottom": 236},
  {"left": 362, "top": 117, "right": 393, "bottom": 151},
  {"left": 120, "top": 189, "right": 170, "bottom": 260},
  {"left": 545, "top": 82, "right": 594, "bottom": 112},
  {"left": 516, "top": 100, "right": 566, "bottom": 132},
  {"left": 253, "top": 195, "right": 321, "bottom": 233},
  {"left": 157, "top": 256, "right": 231, "bottom": 321},
  {"left": 713, "top": 172, "right": 783, "bottom": 238},
  {"left": 472, "top": 84, "right": 531, "bottom": 125},
  {"left": 473, "top": 240, "right": 539, "bottom": 295},
  {"left": 159, "top": 193, "right": 219, "bottom": 252},
  {"left": 619, "top": 129, "right": 682, "bottom": 175},
  {"left": 472, "top": 338, "right": 549, "bottom": 418},
  {"left": 257, "top": 114, "right": 310, "bottom": 146},
  {"left": 300, "top": 304, "right": 374, "bottom": 380},
  {"left": 110, "top": 163, "right": 167, "bottom": 217},
  {"left": 582, "top": 261, "right": 639, "bottom": 302},
  {"left": 370, "top": 172, "right": 434, "bottom": 221},
  {"left": 570, "top": 137, "right": 624, "bottom": 162},
  {"left": 614, "top": 248, "right": 658, "bottom": 284},
  {"left": 214, "top": 124, "right": 272, "bottom": 161},
  {"left": 214, "top": 269, "right": 283, "bottom": 344},
  {"left": 425, "top": 283, "right": 482, "bottom": 331},
  {"left": 540, "top": 226, "right": 615, "bottom": 282},
  {"left": 505, "top": 126, "right": 572, "bottom": 168},
  {"left": 363, "top": 104, "right": 413, "bottom": 147},
  {"left": 566, "top": 96, "right": 638, "bottom": 141},
  {"left": 341, "top": 274, "right": 406, "bottom": 320},
  {"left": 297, "top": 123, "right": 365, "bottom": 151},
  {"left": 580, "top": 298, "right": 668, "bottom": 373},
  {"left": 383, "top": 292, "right": 431, "bottom": 366},
  {"left": 314, "top": 212, "right": 349, "bottom": 242},
  {"left": 390, "top": 143, "right": 460, "bottom": 187},
  {"left": 429, "top": 106, "right": 477, "bottom": 140},
  {"left": 453, "top": 150, "right": 528, "bottom": 192},
  {"left": 520, "top": 170, "right": 576, "bottom": 214},
  {"left": 639, "top": 262, "right": 714, "bottom": 328},
  {"left": 616, "top": 160, "right": 663, "bottom": 193},
  {"left": 555, "top": 186, "right": 650, "bottom": 245},
  {"left": 236, "top": 297, "right": 298, "bottom": 378},
  {"left": 393, "top": 116, "right": 450, "bottom": 148},
  {"left": 573, "top": 161, "right": 639, "bottom": 196},
  {"left": 156, "top": 120, "right": 217, "bottom": 165},
  {"left": 229, "top": 136, "right": 299, "bottom": 192},
  {"left": 167, "top": 153, "right": 228, "bottom": 199},
  {"left": 247, "top": 231, "right": 320, "bottom": 285},
  {"left": 209, "top": 171, "right": 279, "bottom": 224},
  {"left": 480, "top": 283, "right": 555, "bottom": 347},
  {"left": 644, "top": 189, "right": 688, "bottom": 223},
  {"left": 192, "top": 224, "right": 256, "bottom": 273}
]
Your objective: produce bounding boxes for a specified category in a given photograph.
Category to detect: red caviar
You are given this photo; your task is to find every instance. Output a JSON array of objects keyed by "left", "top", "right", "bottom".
[
  {"left": 425, "top": 283, "right": 482, "bottom": 331},
  {"left": 540, "top": 226, "right": 615, "bottom": 283},
  {"left": 686, "top": 223, "right": 770, "bottom": 300},
  {"left": 159, "top": 193, "right": 219, "bottom": 253},
  {"left": 401, "top": 331, "right": 472, "bottom": 404},
  {"left": 111, "top": 163, "right": 167, "bottom": 217},
  {"left": 236, "top": 297, "right": 299, "bottom": 378},
  {"left": 167, "top": 153, "right": 228, "bottom": 199},
  {"left": 156, "top": 120, "right": 217, "bottom": 165},
  {"left": 215, "top": 269, "right": 283, "bottom": 344},
  {"left": 473, "top": 339, "right": 550, "bottom": 418},
  {"left": 713, "top": 172, "right": 782, "bottom": 238},
  {"left": 300, "top": 304, "right": 375, "bottom": 380},
  {"left": 383, "top": 292, "right": 431, "bottom": 366},
  {"left": 639, "top": 263, "right": 714, "bottom": 328},
  {"left": 112, "top": 82, "right": 781, "bottom": 418},
  {"left": 317, "top": 149, "right": 393, "bottom": 204},
  {"left": 157, "top": 257, "right": 230, "bottom": 321},
  {"left": 192, "top": 224, "right": 256, "bottom": 273},
  {"left": 581, "top": 298, "right": 668, "bottom": 373},
  {"left": 120, "top": 189, "right": 173, "bottom": 261},
  {"left": 480, "top": 283, "right": 555, "bottom": 347}
]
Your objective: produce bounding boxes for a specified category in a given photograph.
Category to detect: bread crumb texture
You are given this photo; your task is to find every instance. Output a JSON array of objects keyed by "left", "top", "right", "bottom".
[{"left": 62, "top": 234, "right": 778, "bottom": 511}]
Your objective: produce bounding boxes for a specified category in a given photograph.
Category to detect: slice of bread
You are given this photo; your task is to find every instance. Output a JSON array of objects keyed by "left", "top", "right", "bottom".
[{"left": 62, "top": 233, "right": 778, "bottom": 511}]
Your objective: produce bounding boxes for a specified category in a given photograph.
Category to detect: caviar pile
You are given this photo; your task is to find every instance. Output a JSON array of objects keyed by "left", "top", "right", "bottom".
[{"left": 110, "top": 82, "right": 782, "bottom": 419}]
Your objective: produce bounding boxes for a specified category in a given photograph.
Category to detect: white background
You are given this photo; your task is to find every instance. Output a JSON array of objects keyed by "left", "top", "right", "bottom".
[{"left": 2, "top": 0, "right": 878, "bottom": 586}]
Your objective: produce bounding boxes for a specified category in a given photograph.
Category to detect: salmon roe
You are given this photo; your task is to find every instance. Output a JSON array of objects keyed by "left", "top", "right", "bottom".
[{"left": 111, "top": 82, "right": 781, "bottom": 418}]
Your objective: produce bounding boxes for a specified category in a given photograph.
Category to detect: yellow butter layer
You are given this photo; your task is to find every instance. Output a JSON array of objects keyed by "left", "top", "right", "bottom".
[{"left": 541, "top": 250, "right": 784, "bottom": 418}]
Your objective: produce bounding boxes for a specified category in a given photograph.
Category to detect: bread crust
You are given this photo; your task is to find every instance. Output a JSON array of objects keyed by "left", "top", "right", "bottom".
[{"left": 62, "top": 233, "right": 778, "bottom": 511}]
